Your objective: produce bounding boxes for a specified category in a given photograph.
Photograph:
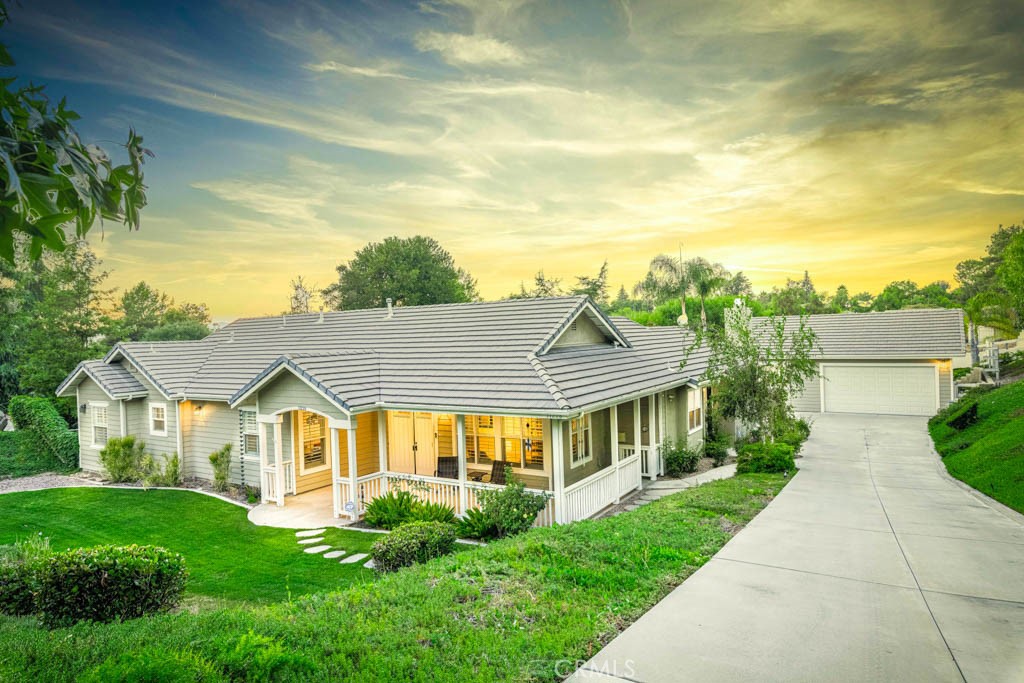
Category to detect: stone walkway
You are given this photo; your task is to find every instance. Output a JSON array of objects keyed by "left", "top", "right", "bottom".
[
  {"left": 293, "top": 527, "right": 374, "bottom": 568},
  {"left": 598, "top": 463, "right": 738, "bottom": 518}
]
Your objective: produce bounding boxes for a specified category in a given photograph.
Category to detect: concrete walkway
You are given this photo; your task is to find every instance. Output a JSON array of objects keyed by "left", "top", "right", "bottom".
[{"left": 570, "top": 413, "right": 1024, "bottom": 682}]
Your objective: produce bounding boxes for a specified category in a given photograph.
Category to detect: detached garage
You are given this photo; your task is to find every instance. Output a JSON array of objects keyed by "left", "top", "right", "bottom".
[{"left": 763, "top": 309, "right": 965, "bottom": 417}]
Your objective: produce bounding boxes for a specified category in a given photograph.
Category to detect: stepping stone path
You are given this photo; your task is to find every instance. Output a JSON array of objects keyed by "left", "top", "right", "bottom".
[
  {"left": 294, "top": 530, "right": 375, "bottom": 568},
  {"left": 340, "top": 553, "right": 368, "bottom": 564},
  {"left": 303, "top": 544, "right": 331, "bottom": 554},
  {"left": 296, "top": 528, "right": 327, "bottom": 537}
]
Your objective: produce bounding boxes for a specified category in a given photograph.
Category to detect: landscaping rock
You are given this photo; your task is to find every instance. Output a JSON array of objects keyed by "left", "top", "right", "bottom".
[
  {"left": 363, "top": 559, "right": 375, "bottom": 569},
  {"left": 297, "top": 537, "right": 325, "bottom": 545},
  {"left": 323, "top": 550, "right": 346, "bottom": 559}
]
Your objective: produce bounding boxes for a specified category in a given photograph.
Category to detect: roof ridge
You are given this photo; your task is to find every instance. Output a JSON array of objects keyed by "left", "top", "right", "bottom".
[{"left": 526, "top": 352, "right": 571, "bottom": 410}]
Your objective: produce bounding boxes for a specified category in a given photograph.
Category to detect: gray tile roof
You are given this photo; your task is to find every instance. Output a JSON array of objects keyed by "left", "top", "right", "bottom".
[
  {"left": 55, "top": 360, "right": 147, "bottom": 399},
  {"left": 65, "top": 297, "right": 706, "bottom": 415},
  {"left": 751, "top": 308, "right": 966, "bottom": 359}
]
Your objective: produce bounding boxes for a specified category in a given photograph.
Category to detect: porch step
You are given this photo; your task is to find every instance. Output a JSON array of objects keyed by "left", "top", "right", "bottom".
[
  {"left": 295, "top": 528, "right": 327, "bottom": 537},
  {"left": 323, "top": 550, "right": 346, "bottom": 559},
  {"left": 297, "top": 537, "right": 325, "bottom": 545},
  {"left": 303, "top": 545, "right": 331, "bottom": 554},
  {"left": 340, "top": 552, "right": 368, "bottom": 564}
]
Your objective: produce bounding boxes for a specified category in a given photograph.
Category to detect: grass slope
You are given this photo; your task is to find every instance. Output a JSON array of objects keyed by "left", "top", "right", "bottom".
[
  {"left": 929, "top": 381, "right": 1024, "bottom": 513},
  {"left": 0, "top": 474, "right": 787, "bottom": 682},
  {"left": 0, "top": 488, "right": 376, "bottom": 605}
]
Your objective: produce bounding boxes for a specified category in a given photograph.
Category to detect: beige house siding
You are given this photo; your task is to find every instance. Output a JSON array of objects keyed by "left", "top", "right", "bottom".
[
  {"left": 181, "top": 400, "right": 248, "bottom": 483},
  {"left": 257, "top": 371, "right": 346, "bottom": 421},
  {"left": 123, "top": 368, "right": 178, "bottom": 458},
  {"left": 76, "top": 379, "right": 122, "bottom": 473},
  {"left": 551, "top": 313, "right": 608, "bottom": 349},
  {"left": 791, "top": 371, "right": 822, "bottom": 413}
]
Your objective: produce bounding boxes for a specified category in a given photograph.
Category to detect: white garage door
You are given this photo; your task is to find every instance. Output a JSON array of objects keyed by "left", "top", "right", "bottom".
[{"left": 823, "top": 365, "right": 937, "bottom": 416}]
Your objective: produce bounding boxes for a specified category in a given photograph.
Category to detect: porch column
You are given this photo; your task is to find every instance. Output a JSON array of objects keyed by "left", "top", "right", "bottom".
[
  {"left": 633, "top": 398, "right": 643, "bottom": 479},
  {"left": 273, "top": 419, "right": 284, "bottom": 507},
  {"left": 347, "top": 424, "right": 359, "bottom": 521},
  {"left": 456, "top": 414, "right": 468, "bottom": 514},
  {"left": 257, "top": 419, "right": 270, "bottom": 504},
  {"left": 610, "top": 404, "right": 620, "bottom": 503},
  {"left": 551, "top": 419, "right": 567, "bottom": 524},
  {"left": 377, "top": 410, "right": 389, "bottom": 494},
  {"left": 651, "top": 393, "right": 660, "bottom": 481},
  {"left": 329, "top": 426, "right": 341, "bottom": 518}
]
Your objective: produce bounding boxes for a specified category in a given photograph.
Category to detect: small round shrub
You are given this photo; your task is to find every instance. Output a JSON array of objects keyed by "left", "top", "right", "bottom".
[
  {"left": 474, "top": 472, "right": 550, "bottom": 537},
  {"left": 99, "top": 436, "right": 148, "bottom": 482},
  {"left": 364, "top": 490, "right": 419, "bottom": 530},
  {"left": 703, "top": 437, "right": 730, "bottom": 468},
  {"left": 81, "top": 649, "right": 224, "bottom": 683},
  {"left": 663, "top": 439, "right": 701, "bottom": 477},
  {"left": 371, "top": 521, "right": 456, "bottom": 572},
  {"left": 36, "top": 545, "right": 188, "bottom": 627},
  {"left": 736, "top": 442, "right": 796, "bottom": 474},
  {"left": 777, "top": 418, "right": 812, "bottom": 454}
]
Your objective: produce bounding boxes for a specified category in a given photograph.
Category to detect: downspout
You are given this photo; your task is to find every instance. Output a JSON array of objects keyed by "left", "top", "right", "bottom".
[{"left": 175, "top": 401, "right": 184, "bottom": 473}]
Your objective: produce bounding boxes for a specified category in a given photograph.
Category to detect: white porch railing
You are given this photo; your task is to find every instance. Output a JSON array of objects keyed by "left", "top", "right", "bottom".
[
  {"left": 283, "top": 461, "right": 296, "bottom": 495},
  {"left": 334, "top": 472, "right": 388, "bottom": 519},
  {"left": 616, "top": 453, "right": 642, "bottom": 499},
  {"left": 386, "top": 473, "right": 462, "bottom": 510},
  {"left": 563, "top": 467, "right": 618, "bottom": 522},
  {"left": 261, "top": 465, "right": 278, "bottom": 503}
]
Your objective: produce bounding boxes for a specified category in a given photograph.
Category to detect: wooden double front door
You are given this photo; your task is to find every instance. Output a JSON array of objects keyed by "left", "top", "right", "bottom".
[{"left": 387, "top": 411, "right": 436, "bottom": 475}]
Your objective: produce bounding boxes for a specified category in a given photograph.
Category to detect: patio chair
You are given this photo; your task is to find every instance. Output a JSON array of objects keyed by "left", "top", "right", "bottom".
[
  {"left": 434, "top": 456, "right": 458, "bottom": 479},
  {"left": 470, "top": 459, "right": 507, "bottom": 485}
]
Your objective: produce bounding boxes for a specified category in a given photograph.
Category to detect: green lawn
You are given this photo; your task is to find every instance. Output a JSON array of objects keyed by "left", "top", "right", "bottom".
[
  {"left": 929, "top": 380, "right": 1024, "bottom": 513},
  {"left": 0, "top": 487, "right": 377, "bottom": 605},
  {"left": 0, "top": 473, "right": 788, "bottom": 682}
]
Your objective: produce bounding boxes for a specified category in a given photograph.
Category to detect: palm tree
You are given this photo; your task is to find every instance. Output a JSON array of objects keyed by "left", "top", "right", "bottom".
[
  {"left": 685, "top": 258, "right": 727, "bottom": 330},
  {"left": 649, "top": 254, "right": 688, "bottom": 324}
]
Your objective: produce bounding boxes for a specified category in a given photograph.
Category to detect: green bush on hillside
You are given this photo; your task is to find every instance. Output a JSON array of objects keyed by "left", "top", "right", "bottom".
[
  {"left": 736, "top": 442, "right": 796, "bottom": 474},
  {"left": 80, "top": 649, "right": 224, "bottom": 683},
  {"left": 36, "top": 545, "right": 188, "bottom": 628},
  {"left": 371, "top": 521, "right": 456, "bottom": 572},
  {"left": 6, "top": 396, "right": 77, "bottom": 469}
]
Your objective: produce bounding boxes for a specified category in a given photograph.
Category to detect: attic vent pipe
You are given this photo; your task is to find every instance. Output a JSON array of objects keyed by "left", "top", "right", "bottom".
[
  {"left": 318, "top": 309, "right": 324, "bottom": 324},
  {"left": 282, "top": 316, "right": 286, "bottom": 327},
  {"left": 229, "top": 331, "right": 235, "bottom": 343},
  {"left": 386, "top": 298, "right": 394, "bottom": 319}
]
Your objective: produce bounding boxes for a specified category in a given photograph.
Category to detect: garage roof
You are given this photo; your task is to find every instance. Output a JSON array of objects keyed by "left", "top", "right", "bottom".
[{"left": 753, "top": 308, "right": 965, "bottom": 359}]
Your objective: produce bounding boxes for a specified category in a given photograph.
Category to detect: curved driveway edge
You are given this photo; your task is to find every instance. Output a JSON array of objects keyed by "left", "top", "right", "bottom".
[{"left": 569, "top": 413, "right": 1024, "bottom": 682}]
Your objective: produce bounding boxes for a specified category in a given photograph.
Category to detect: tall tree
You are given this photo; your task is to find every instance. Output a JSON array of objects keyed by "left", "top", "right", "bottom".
[
  {"left": 699, "top": 304, "right": 819, "bottom": 441},
  {"left": 106, "top": 281, "right": 210, "bottom": 342},
  {"left": 686, "top": 258, "right": 727, "bottom": 330},
  {"left": 722, "top": 271, "right": 753, "bottom": 297},
  {"left": 507, "top": 270, "right": 563, "bottom": 299},
  {"left": 322, "top": 236, "right": 477, "bottom": 310},
  {"left": 571, "top": 260, "right": 609, "bottom": 307},
  {"left": 954, "top": 224, "right": 1023, "bottom": 301},
  {"left": 288, "top": 276, "right": 318, "bottom": 314},
  {"left": 0, "top": 7, "right": 150, "bottom": 263},
  {"left": 997, "top": 232, "right": 1024, "bottom": 325},
  {"left": 15, "top": 242, "right": 109, "bottom": 422}
]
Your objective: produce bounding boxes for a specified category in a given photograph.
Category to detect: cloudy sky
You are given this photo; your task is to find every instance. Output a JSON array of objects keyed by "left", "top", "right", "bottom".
[{"left": 7, "top": 0, "right": 1023, "bottom": 317}]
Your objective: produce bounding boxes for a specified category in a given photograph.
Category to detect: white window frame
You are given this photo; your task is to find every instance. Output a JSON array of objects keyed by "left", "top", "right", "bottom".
[
  {"left": 90, "top": 401, "right": 109, "bottom": 449},
  {"left": 569, "top": 413, "right": 593, "bottom": 469},
  {"left": 687, "top": 389, "right": 703, "bottom": 434},
  {"left": 149, "top": 402, "right": 168, "bottom": 437},
  {"left": 239, "top": 408, "right": 259, "bottom": 459},
  {"left": 298, "top": 411, "right": 330, "bottom": 475}
]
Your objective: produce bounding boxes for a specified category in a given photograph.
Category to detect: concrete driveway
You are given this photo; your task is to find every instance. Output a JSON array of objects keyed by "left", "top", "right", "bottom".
[{"left": 570, "top": 413, "right": 1024, "bottom": 682}]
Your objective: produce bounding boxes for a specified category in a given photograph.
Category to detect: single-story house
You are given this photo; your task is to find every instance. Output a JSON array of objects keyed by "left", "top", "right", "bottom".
[
  {"left": 57, "top": 296, "right": 709, "bottom": 525},
  {"left": 761, "top": 308, "right": 966, "bottom": 416}
]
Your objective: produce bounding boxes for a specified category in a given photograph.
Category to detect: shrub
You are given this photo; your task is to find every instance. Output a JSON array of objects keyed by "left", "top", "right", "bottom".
[
  {"left": 81, "top": 649, "right": 224, "bottom": 683},
  {"left": 364, "top": 490, "right": 419, "bottom": 530},
  {"left": 456, "top": 507, "right": 498, "bottom": 540},
  {"left": 143, "top": 452, "right": 182, "bottom": 488},
  {"left": 736, "top": 442, "right": 796, "bottom": 474},
  {"left": 0, "top": 535, "right": 52, "bottom": 617},
  {"left": 6, "top": 395, "right": 77, "bottom": 468},
  {"left": 475, "top": 469, "right": 550, "bottom": 538},
  {"left": 36, "top": 545, "right": 187, "bottom": 627},
  {"left": 410, "top": 500, "right": 456, "bottom": 525},
  {"left": 946, "top": 402, "right": 979, "bottom": 431},
  {"left": 371, "top": 521, "right": 456, "bottom": 572},
  {"left": 208, "top": 443, "right": 232, "bottom": 492},
  {"left": 777, "top": 417, "right": 812, "bottom": 454},
  {"left": 99, "top": 435, "right": 147, "bottom": 482},
  {"left": 703, "top": 436, "right": 731, "bottom": 468},
  {"left": 663, "top": 438, "right": 701, "bottom": 476}
]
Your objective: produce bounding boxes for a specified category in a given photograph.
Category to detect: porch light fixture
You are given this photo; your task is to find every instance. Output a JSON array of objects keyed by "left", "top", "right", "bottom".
[
  {"left": 79, "top": 403, "right": 87, "bottom": 414},
  {"left": 194, "top": 403, "right": 205, "bottom": 413}
]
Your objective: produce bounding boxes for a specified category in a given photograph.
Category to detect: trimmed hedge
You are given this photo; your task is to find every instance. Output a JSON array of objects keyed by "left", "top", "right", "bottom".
[
  {"left": 7, "top": 396, "right": 77, "bottom": 468},
  {"left": 36, "top": 545, "right": 188, "bottom": 628},
  {"left": 371, "top": 521, "right": 456, "bottom": 572},
  {"left": 736, "top": 442, "right": 796, "bottom": 474}
]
